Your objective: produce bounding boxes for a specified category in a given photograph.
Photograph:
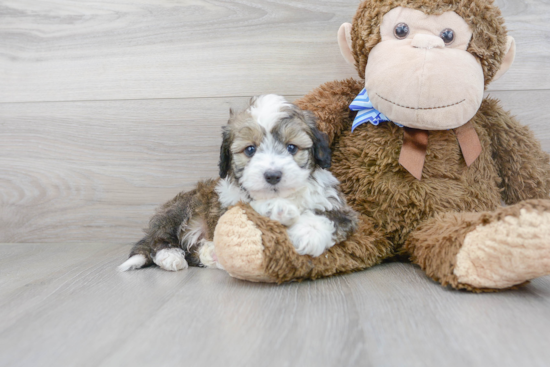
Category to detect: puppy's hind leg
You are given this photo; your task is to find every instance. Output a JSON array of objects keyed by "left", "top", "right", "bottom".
[
  {"left": 153, "top": 247, "right": 188, "bottom": 271},
  {"left": 118, "top": 239, "right": 188, "bottom": 272},
  {"left": 118, "top": 189, "right": 199, "bottom": 272}
]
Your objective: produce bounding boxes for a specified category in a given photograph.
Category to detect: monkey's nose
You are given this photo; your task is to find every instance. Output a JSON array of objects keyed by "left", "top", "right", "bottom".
[
  {"left": 411, "top": 34, "right": 445, "bottom": 49},
  {"left": 264, "top": 170, "right": 282, "bottom": 185}
]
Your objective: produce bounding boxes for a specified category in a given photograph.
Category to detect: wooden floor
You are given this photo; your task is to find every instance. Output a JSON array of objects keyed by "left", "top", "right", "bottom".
[{"left": 0, "top": 243, "right": 549, "bottom": 367}]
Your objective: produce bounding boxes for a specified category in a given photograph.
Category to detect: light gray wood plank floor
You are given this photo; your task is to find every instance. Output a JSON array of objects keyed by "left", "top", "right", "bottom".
[{"left": 1, "top": 243, "right": 549, "bottom": 367}]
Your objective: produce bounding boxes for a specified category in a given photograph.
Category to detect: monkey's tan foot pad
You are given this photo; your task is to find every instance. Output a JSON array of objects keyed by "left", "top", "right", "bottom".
[
  {"left": 455, "top": 201, "right": 550, "bottom": 289},
  {"left": 214, "top": 205, "right": 276, "bottom": 282}
]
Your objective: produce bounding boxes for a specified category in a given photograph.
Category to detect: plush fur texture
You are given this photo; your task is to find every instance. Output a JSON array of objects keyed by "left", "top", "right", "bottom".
[
  {"left": 215, "top": 203, "right": 393, "bottom": 283},
  {"left": 216, "top": 83, "right": 550, "bottom": 287},
  {"left": 406, "top": 199, "right": 550, "bottom": 292},
  {"left": 456, "top": 204, "right": 550, "bottom": 289},
  {"left": 213, "top": 0, "right": 550, "bottom": 291},
  {"left": 298, "top": 81, "right": 550, "bottom": 289}
]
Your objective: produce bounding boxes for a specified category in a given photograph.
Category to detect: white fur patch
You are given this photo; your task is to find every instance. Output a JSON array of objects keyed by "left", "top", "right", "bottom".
[
  {"left": 251, "top": 198, "right": 300, "bottom": 226},
  {"left": 181, "top": 218, "right": 207, "bottom": 250},
  {"left": 198, "top": 240, "right": 224, "bottom": 269},
  {"left": 154, "top": 248, "right": 188, "bottom": 271},
  {"left": 455, "top": 209, "right": 550, "bottom": 288},
  {"left": 287, "top": 211, "right": 335, "bottom": 257},
  {"left": 293, "top": 169, "right": 342, "bottom": 212},
  {"left": 248, "top": 94, "right": 291, "bottom": 132},
  {"left": 215, "top": 177, "right": 251, "bottom": 208},
  {"left": 117, "top": 254, "right": 147, "bottom": 272}
]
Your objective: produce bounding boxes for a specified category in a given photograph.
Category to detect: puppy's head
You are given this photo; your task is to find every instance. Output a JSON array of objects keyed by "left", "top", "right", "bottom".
[{"left": 219, "top": 95, "right": 331, "bottom": 200}]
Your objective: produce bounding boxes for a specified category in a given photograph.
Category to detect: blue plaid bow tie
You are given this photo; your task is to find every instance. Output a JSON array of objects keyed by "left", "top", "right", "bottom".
[{"left": 349, "top": 88, "right": 401, "bottom": 131}]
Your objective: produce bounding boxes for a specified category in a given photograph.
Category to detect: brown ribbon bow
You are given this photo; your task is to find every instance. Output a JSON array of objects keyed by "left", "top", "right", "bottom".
[{"left": 398, "top": 121, "right": 482, "bottom": 180}]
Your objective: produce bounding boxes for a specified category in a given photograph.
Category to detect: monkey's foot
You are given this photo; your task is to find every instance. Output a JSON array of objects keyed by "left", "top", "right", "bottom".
[
  {"left": 214, "top": 205, "right": 275, "bottom": 282},
  {"left": 454, "top": 201, "right": 550, "bottom": 289}
]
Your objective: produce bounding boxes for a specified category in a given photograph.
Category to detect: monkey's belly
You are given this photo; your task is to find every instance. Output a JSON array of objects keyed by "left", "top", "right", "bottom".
[{"left": 330, "top": 123, "right": 501, "bottom": 245}]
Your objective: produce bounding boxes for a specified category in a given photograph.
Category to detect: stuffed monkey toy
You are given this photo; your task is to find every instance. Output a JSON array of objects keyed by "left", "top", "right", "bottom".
[{"left": 213, "top": 0, "right": 550, "bottom": 291}]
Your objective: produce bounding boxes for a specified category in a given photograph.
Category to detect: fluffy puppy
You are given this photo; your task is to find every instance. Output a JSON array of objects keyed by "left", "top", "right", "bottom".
[{"left": 118, "top": 95, "right": 358, "bottom": 272}]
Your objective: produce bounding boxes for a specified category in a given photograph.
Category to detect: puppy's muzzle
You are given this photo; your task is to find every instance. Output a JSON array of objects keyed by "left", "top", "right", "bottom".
[{"left": 264, "top": 170, "right": 282, "bottom": 185}]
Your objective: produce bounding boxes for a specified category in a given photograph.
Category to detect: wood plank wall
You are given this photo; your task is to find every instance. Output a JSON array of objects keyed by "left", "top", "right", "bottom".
[{"left": 1, "top": 0, "right": 549, "bottom": 243}]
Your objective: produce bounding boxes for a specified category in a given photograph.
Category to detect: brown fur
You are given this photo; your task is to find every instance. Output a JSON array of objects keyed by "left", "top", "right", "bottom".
[
  {"left": 233, "top": 203, "right": 392, "bottom": 283},
  {"left": 293, "top": 80, "right": 550, "bottom": 290},
  {"left": 405, "top": 199, "right": 550, "bottom": 292}
]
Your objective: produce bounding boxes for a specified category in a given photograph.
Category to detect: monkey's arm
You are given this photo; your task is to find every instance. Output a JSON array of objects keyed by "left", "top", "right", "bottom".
[
  {"left": 295, "top": 78, "right": 363, "bottom": 146},
  {"left": 479, "top": 98, "right": 550, "bottom": 204}
]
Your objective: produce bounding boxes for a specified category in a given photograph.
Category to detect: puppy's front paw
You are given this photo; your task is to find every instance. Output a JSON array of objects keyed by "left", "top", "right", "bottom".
[
  {"left": 251, "top": 199, "right": 299, "bottom": 226},
  {"left": 269, "top": 201, "right": 300, "bottom": 226},
  {"left": 288, "top": 213, "right": 335, "bottom": 257},
  {"left": 154, "top": 248, "right": 188, "bottom": 271}
]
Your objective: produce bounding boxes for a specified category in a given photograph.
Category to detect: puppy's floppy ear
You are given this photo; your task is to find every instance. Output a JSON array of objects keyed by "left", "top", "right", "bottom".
[
  {"left": 218, "top": 126, "right": 232, "bottom": 178},
  {"left": 304, "top": 111, "right": 331, "bottom": 169},
  {"left": 312, "top": 128, "right": 331, "bottom": 169}
]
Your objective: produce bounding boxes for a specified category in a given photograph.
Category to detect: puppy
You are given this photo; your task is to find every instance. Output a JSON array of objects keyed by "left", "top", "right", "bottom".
[{"left": 118, "top": 95, "right": 358, "bottom": 272}]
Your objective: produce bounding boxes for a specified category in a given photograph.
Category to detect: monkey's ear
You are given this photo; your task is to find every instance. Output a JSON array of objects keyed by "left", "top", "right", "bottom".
[
  {"left": 492, "top": 36, "right": 516, "bottom": 82},
  {"left": 338, "top": 23, "right": 355, "bottom": 66},
  {"left": 218, "top": 127, "right": 232, "bottom": 178}
]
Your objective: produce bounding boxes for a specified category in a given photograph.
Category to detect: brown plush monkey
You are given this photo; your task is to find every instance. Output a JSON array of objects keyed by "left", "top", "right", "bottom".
[{"left": 213, "top": 0, "right": 550, "bottom": 291}]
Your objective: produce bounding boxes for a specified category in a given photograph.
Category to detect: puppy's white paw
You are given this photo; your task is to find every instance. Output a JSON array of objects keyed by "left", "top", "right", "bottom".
[
  {"left": 198, "top": 240, "right": 224, "bottom": 269},
  {"left": 117, "top": 254, "right": 147, "bottom": 272},
  {"left": 252, "top": 199, "right": 300, "bottom": 226},
  {"left": 270, "top": 202, "right": 300, "bottom": 226},
  {"left": 288, "top": 213, "right": 335, "bottom": 257},
  {"left": 154, "top": 248, "right": 188, "bottom": 271}
]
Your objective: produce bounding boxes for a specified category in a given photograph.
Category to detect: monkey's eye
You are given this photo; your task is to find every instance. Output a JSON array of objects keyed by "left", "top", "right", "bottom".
[
  {"left": 244, "top": 145, "right": 256, "bottom": 157},
  {"left": 440, "top": 28, "right": 455, "bottom": 45},
  {"left": 286, "top": 144, "right": 298, "bottom": 155},
  {"left": 394, "top": 23, "right": 409, "bottom": 39}
]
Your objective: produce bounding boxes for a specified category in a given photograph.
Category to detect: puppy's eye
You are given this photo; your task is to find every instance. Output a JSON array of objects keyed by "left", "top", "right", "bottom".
[
  {"left": 244, "top": 145, "right": 256, "bottom": 157},
  {"left": 394, "top": 23, "right": 409, "bottom": 40},
  {"left": 440, "top": 28, "right": 454, "bottom": 45},
  {"left": 286, "top": 144, "right": 298, "bottom": 155}
]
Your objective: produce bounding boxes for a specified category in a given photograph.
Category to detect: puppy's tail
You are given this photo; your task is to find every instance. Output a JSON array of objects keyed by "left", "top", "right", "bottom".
[
  {"left": 117, "top": 239, "right": 154, "bottom": 272},
  {"left": 117, "top": 254, "right": 148, "bottom": 272}
]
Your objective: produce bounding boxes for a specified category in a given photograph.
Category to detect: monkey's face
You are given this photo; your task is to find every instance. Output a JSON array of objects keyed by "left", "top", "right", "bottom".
[{"left": 364, "top": 7, "right": 484, "bottom": 130}]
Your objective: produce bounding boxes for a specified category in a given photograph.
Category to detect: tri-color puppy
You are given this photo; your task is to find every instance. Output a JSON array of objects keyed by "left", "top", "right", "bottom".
[{"left": 118, "top": 95, "right": 358, "bottom": 272}]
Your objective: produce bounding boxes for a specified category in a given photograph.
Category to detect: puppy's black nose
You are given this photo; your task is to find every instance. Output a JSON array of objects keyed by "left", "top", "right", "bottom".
[{"left": 264, "top": 170, "right": 282, "bottom": 185}]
